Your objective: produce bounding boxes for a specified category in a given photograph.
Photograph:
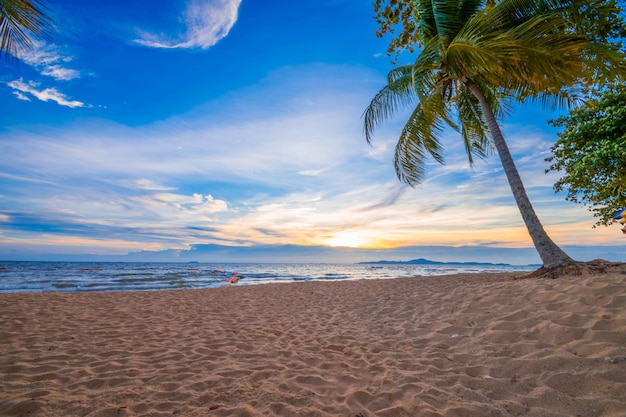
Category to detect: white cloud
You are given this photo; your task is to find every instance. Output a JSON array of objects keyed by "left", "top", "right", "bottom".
[
  {"left": 0, "top": 172, "right": 57, "bottom": 185},
  {"left": 116, "top": 179, "right": 178, "bottom": 191},
  {"left": 134, "top": 0, "right": 241, "bottom": 49},
  {"left": 41, "top": 65, "right": 81, "bottom": 81},
  {"left": 20, "top": 42, "right": 80, "bottom": 81},
  {"left": 6, "top": 42, "right": 86, "bottom": 107},
  {"left": 0, "top": 63, "right": 611, "bottom": 252},
  {"left": 131, "top": 193, "right": 228, "bottom": 217},
  {"left": 298, "top": 167, "right": 332, "bottom": 176},
  {"left": 366, "top": 141, "right": 391, "bottom": 160},
  {"left": 13, "top": 91, "right": 31, "bottom": 101},
  {"left": 7, "top": 79, "right": 85, "bottom": 108}
]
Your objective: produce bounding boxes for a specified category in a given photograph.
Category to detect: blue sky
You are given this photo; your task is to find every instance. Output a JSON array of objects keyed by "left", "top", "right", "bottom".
[{"left": 0, "top": 0, "right": 624, "bottom": 264}]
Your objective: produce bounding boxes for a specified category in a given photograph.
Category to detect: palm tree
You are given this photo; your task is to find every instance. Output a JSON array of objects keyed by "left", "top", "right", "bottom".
[
  {"left": 364, "top": 0, "right": 624, "bottom": 269},
  {"left": 1, "top": 0, "right": 51, "bottom": 58}
]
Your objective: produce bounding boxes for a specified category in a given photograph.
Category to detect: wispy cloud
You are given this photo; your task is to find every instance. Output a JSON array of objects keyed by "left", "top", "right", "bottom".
[
  {"left": 134, "top": 0, "right": 242, "bottom": 49},
  {"left": 298, "top": 167, "right": 332, "bottom": 176},
  {"left": 0, "top": 63, "right": 616, "bottom": 257},
  {"left": 7, "top": 79, "right": 85, "bottom": 108},
  {"left": 0, "top": 172, "right": 57, "bottom": 185},
  {"left": 20, "top": 41, "right": 80, "bottom": 81},
  {"left": 117, "top": 179, "right": 178, "bottom": 191},
  {"left": 129, "top": 193, "right": 229, "bottom": 219},
  {"left": 41, "top": 65, "right": 80, "bottom": 81},
  {"left": 6, "top": 41, "right": 86, "bottom": 107}
]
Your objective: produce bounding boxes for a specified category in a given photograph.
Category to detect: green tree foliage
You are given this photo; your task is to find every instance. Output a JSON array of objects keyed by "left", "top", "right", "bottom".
[
  {"left": 364, "top": 0, "right": 626, "bottom": 267},
  {"left": 547, "top": 85, "right": 626, "bottom": 226},
  {"left": 374, "top": 0, "right": 418, "bottom": 57},
  {"left": 0, "top": 0, "right": 51, "bottom": 58},
  {"left": 375, "top": 0, "right": 626, "bottom": 54}
]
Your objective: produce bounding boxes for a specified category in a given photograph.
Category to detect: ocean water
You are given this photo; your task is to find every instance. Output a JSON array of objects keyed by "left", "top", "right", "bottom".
[{"left": 0, "top": 261, "right": 537, "bottom": 293}]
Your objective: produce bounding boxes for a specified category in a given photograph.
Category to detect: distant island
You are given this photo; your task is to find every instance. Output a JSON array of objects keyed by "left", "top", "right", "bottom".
[{"left": 358, "top": 258, "right": 511, "bottom": 266}]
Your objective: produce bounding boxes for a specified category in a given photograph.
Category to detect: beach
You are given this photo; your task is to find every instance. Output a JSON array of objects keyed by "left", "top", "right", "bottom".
[{"left": 1, "top": 263, "right": 625, "bottom": 417}]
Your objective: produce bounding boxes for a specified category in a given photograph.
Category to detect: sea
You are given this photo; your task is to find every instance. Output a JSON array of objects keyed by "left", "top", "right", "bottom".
[{"left": 0, "top": 261, "right": 537, "bottom": 293}]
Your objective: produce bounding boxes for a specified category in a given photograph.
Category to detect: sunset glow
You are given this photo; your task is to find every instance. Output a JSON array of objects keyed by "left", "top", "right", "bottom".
[{"left": 0, "top": 0, "right": 623, "bottom": 264}]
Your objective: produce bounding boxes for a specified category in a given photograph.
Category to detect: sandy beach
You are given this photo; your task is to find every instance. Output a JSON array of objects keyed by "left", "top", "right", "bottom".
[{"left": 1, "top": 263, "right": 625, "bottom": 417}]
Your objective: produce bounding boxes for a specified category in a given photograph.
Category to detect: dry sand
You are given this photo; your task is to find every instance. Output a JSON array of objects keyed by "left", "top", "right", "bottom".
[{"left": 1, "top": 264, "right": 625, "bottom": 417}]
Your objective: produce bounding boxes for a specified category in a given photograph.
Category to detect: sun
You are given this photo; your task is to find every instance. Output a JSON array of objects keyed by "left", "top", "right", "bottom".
[{"left": 326, "top": 231, "right": 369, "bottom": 248}]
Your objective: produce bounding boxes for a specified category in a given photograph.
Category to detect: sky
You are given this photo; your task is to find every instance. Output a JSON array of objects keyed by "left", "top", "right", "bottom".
[{"left": 1, "top": 0, "right": 624, "bottom": 265}]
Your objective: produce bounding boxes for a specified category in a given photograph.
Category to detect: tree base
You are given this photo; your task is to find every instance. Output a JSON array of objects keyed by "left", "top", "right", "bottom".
[{"left": 520, "top": 259, "right": 625, "bottom": 279}]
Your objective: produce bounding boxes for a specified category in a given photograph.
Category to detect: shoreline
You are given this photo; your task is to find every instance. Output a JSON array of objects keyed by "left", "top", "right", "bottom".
[
  {"left": 1, "top": 268, "right": 625, "bottom": 416},
  {"left": 0, "top": 261, "right": 537, "bottom": 294}
]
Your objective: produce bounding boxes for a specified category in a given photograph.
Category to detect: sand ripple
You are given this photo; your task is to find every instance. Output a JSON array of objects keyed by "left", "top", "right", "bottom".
[{"left": 1, "top": 265, "right": 625, "bottom": 416}]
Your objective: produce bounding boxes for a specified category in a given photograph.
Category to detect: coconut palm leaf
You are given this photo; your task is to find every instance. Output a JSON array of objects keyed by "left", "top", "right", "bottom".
[
  {"left": 1, "top": 0, "right": 51, "bottom": 58},
  {"left": 394, "top": 96, "right": 447, "bottom": 185},
  {"left": 456, "top": 82, "right": 492, "bottom": 163},
  {"left": 363, "top": 65, "right": 416, "bottom": 143}
]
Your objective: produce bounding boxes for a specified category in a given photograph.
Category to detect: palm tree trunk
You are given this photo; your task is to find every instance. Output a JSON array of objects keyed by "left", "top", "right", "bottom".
[{"left": 463, "top": 78, "right": 574, "bottom": 268}]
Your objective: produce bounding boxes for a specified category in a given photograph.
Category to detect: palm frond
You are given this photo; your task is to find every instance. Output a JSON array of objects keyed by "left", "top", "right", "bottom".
[
  {"left": 431, "top": 0, "right": 483, "bottom": 45},
  {"left": 472, "top": 80, "right": 513, "bottom": 121},
  {"left": 447, "top": 5, "right": 522, "bottom": 79},
  {"left": 494, "top": 0, "right": 587, "bottom": 29},
  {"left": 363, "top": 67, "right": 416, "bottom": 143},
  {"left": 455, "top": 83, "right": 492, "bottom": 165},
  {"left": 413, "top": 0, "right": 437, "bottom": 41},
  {"left": 1, "top": 0, "right": 51, "bottom": 58},
  {"left": 394, "top": 105, "right": 443, "bottom": 186},
  {"left": 446, "top": 35, "right": 512, "bottom": 80},
  {"left": 387, "top": 64, "right": 413, "bottom": 83},
  {"left": 521, "top": 87, "right": 583, "bottom": 111},
  {"left": 394, "top": 91, "right": 451, "bottom": 186},
  {"left": 449, "top": 0, "right": 625, "bottom": 102},
  {"left": 411, "top": 39, "right": 444, "bottom": 103},
  {"left": 506, "top": 17, "right": 622, "bottom": 94}
]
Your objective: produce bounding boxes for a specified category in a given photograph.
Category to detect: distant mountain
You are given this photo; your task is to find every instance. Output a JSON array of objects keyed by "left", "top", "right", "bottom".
[{"left": 358, "top": 258, "right": 511, "bottom": 266}]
